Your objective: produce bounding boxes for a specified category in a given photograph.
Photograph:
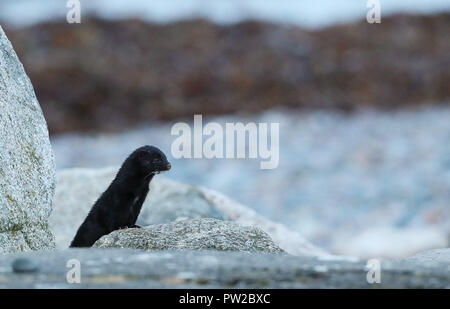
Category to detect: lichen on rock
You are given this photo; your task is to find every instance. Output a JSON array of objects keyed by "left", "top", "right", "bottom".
[
  {"left": 0, "top": 26, "right": 56, "bottom": 253},
  {"left": 93, "top": 218, "right": 284, "bottom": 253}
]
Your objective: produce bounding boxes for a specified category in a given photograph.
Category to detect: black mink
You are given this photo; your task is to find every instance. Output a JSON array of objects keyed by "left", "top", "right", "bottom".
[{"left": 70, "top": 145, "right": 171, "bottom": 248}]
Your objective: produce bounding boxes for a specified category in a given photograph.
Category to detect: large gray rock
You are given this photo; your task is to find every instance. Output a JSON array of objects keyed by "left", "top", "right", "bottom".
[
  {"left": 93, "top": 218, "right": 283, "bottom": 253},
  {"left": 0, "top": 26, "right": 55, "bottom": 253},
  {"left": 50, "top": 167, "right": 328, "bottom": 257},
  {"left": 0, "top": 248, "right": 448, "bottom": 288}
]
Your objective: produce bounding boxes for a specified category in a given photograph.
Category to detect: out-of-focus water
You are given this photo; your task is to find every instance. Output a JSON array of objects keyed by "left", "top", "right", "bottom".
[
  {"left": 51, "top": 107, "right": 450, "bottom": 257},
  {"left": 1, "top": 0, "right": 450, "bottom": 28}
]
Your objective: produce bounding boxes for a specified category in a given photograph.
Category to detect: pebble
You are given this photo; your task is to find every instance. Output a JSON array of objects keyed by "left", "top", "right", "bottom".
[{"left": 12, "top": 258, "right": 40, "bottom": 274}]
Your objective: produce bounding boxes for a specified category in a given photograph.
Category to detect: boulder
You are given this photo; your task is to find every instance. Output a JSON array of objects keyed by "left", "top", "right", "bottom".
[
  {"left": 50, "top": 167, "right": 328, "bottom": 257},
  {"left": 0, "top": 26, "right": 55, "bottom": 253},
  {"left": 405, "top": 248, "right": 450, "bottom": 265},
  {"left": 93, "top": 218, "right": 283, "bottom": 253}
]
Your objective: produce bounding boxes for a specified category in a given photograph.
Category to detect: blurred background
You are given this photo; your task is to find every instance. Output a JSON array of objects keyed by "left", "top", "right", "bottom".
[{"left": 1, "top": 0, "right": 449, "bottom": 258}]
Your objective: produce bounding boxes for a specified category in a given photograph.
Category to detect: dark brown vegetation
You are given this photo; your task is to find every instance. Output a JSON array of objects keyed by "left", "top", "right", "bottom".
[{"left": 3, "top": 14, "right": 450, "bottom": 134}]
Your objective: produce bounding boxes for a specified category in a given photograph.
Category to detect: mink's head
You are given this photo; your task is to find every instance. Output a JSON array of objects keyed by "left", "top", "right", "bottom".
[{"left": 130, "top": 145, "right": 171, "bottom": 176}]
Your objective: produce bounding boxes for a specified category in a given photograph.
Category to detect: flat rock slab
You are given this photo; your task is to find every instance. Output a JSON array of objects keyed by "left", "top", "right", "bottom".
[{"left": 0, "top": 249, "right": 448, "bottom": 288}]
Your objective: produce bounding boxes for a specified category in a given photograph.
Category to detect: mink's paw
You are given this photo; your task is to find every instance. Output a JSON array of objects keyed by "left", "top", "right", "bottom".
[{"left": 131, "top": 225, "right": 141, "bottom": 228}]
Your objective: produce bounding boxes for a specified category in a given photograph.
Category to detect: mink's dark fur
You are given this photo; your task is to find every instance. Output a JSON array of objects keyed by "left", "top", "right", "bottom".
[{"left": 70, "top": 145, "right": 171, "bottom": 248}]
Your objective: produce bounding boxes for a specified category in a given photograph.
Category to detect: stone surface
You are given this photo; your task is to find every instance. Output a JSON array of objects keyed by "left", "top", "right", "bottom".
[
  {"left": 0, "top": 26, "right": 56, "bottom": 253},
  {"left": 50, "top": 167, "right": 328, "bottom": 257},
  {"left": 405, "top": 248, "right": 450, "bottom": 265},
  {"left": 0, "top": 248, "right": 448, "bottom": 288},
  {"left": 93, "top": 218, "right": 283, "bottom": 253}
]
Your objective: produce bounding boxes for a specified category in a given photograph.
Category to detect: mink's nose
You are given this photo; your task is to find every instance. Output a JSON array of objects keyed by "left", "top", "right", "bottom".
[{"left": 165, "top": 163, "right": 171, "bottom": 171}]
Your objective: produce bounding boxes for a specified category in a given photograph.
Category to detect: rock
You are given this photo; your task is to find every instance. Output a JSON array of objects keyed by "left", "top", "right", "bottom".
[
  {"left": 405, "top": 248, "right": 450, "bottom": 265},
  {"left": 333, "top": 227, "right": 448, "bottom": 259},
  {"left": 50, "top": 168, "right": 112, "bottom": 248},
  {"left": 93, "top": 218, "right": 283, "bottom": 253},
  {"left": 0, "top": 26, "right": 56, "bottom": 253},
  {"left": 0, "top": 248, "right": 448, "bottom": 288},
  {"left": 12, "top": 257, "right": 40, "bottom": 273},
  {"left": 50, "top": 167, "right": 328, "bottom": 257}
]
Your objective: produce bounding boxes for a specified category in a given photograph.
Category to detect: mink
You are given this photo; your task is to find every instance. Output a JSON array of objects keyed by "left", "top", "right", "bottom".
[{"left": 70, "top": 145, "right": 171, "bottom": 247}]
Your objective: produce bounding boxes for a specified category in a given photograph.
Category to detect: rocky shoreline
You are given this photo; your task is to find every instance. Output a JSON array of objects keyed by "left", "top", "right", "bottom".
[{"left": 0, "top": 15, "right": 449, "bottom": 289}]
